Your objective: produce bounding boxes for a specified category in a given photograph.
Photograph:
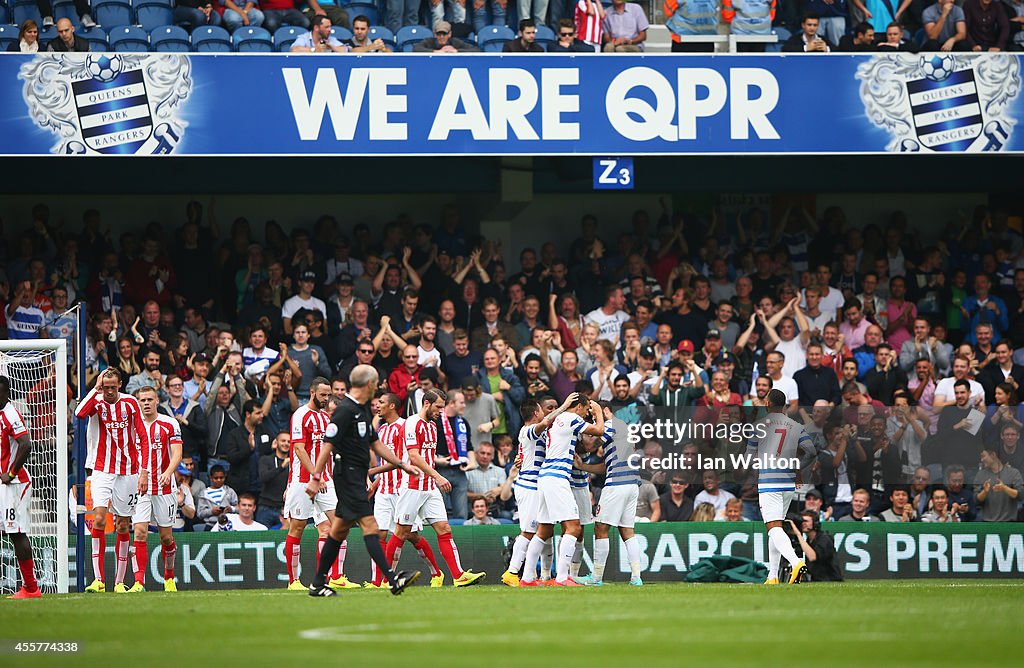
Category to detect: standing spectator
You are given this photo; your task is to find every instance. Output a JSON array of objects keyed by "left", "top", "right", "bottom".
[
  {"left": 601, "top": 0, "right": 648, "bottom": 51},
  {"left": 793, "top": 343, "right": 842, "bottom": 406},
  {"left": 257, "top": 432, "right": 291, "bottom": 529},
  {"left": 840, "top": 300, "right": 869, "bottom": 357},
  {"left": 782, "top": 13, "right": 834, "bottom": 51},
  {"left": 476, "top": 348, "right": 524, "bottom": 438},
  {"left": 922, "top": 0, "right": 968, "bottom": 50},
  {"left": 435, "top": 390, "right": 473, "bottom": 521},
  {"left": 722, "top": 0, "right": 776, "bottom": 51},
  {"left": 975, "top": 446, "right": 1023, "bottom": 521},
  {"left": 863, "top": 343, "right": 907, "bottom": 404},
  {"left": 962, "top": 274, "right": 1008, "bottom": 344},
  {"left": 963, "top": 0, "right": 1010, "bottom": 50},
  {"left": 160, "top": 376, "right": 208, "bottom": 465},
  {"left": 261, "top": 0, "right": 311, "bottom": 31},
  {"left": 665, "top": 0, "right": 719, "bottom": 52},
  {"left": 519, "top": 0, "right": 547, "bottom": 25},
  {"left": 5, "top": 282, "right": 45, "bottom": 339},
  {"left": 387, "top": 345, "right": 422, "bottom": 406},
  {"left": 467, "top": 442, "right": 513, "bottom": 520},
  {"left": 126, "top": 348, "right": 167, "bottom": 401},
  {"left": 282, "top": 271, "right": 327, "bottom": 335},
  {"left": 288, "top": 323, "right": 331, "bottom": 401},
  {"left": 585, "top": 286, "right": 630, "bottom": 348},
  {"left": 851, "top": 0, "right": 911, "bottom": 33},
  {"left": 174, "top": 0, "right": 223, "bottom": 29},
  {"left": 575, "top": 0, "right": 606, "bottom": 51},
  {"left": 124, "top": 238, "right": 175, "bottom": 308},
  {"left": 462, "top": 378, "right": 501, "bottom": 452},
  {"left": 659, "top": 476, "right": 694, "bottom": 521},
  {"left": 504, "top": 19, "right": 545, "bottom": 52},
  {"left": 219, "top": 400, "right": 269, "bottom": 494},
  {"left": 636, "top": 479, "right": 661, "bottom": 521}
]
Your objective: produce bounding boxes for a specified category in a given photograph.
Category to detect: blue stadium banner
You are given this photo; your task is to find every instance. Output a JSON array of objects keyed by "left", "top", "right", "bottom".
[
  {"left": 593, "top": 157, "right": 635, "bottom": 190},
  {"left": 1, "top": 52, "right": 1021, "bottom": 156}
]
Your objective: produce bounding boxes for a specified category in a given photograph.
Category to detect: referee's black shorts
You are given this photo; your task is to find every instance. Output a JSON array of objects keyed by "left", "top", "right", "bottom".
[{"left": 333, "top": 463, "right": 373, "bottom": 522}]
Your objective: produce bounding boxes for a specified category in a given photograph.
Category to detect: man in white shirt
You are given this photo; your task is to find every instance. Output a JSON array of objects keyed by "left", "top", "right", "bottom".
[
  {"left": 933, "top": 355, "right": 985, "bottom": 412},
  {"left": 764, "top": 351, "right": 799, "bottom": 411},
  {"left": 282, "top": 271, "right": 328, "bottom": 335},
  {"left": 210, "top": 493, "right": 268, "bottom": 531},
  {"left": 585, "top": 285, "right": 630, "bottom": 348}
]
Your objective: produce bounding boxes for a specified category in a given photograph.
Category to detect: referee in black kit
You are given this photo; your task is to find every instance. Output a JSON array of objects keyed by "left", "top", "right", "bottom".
[{"left": 306, "top": 364, "right": 421, "bottom": 597}]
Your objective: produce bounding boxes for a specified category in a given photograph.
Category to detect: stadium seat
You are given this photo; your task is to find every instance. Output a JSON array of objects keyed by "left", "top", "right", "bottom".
[
  {"left": 108, "top": 24, "right": 149, "bottom": 51},
  {"left": 192, "top": 24, "right": 231, "bottom": 52},
  {"left": 912, "top": 28, "right": 925, "bottom": 47},
  {"left": 448, "top": 518, "right": 465, "bottom": 526},
  {"left": 93, "top": 0, "right": 133, "bottom": 29},
  {"left": 11, "top": 0, "right": 41, "bottom": 27},
  {"left": 79, "top": 25, "right": 108, "bottom": 50},
  {"left": 0, "top": 23, "right": 17, "bottom": 50},
  {"left": 39, "top": 23, "right": 56, "bottom": 41},
  {"left": 477, "top": 24, "right": 513, "bottom": 52},
  {"left": 367, "top": 25, "right": 394, "bottom": 49},
  {"left": 396, "top": 24, "right": 429, "bottom": 52},
  {"left": 273, "top": 25, "right": 302, "bottom": 51},
  {"left": 534, "top": 24, "right": 554, "bottom": 49},
  {"left": 52, "top": 0, "right": 81, "bottom": 25},
  {"left": 330, "top": 25, "right": 352, "bottom": 43},
  {"left": 135, "top": 0, "right": 173, "bottom": 32},
  {"left": 232, "top": 25, "right": 272, "bottom": 52},
  {"left": 345, "top": 2, "right": 379, "bottom": 26},
  {"left": 766, "top": 26, "right": 790, "bottom": 53},
  {"left": 151, "top": 24, "right": 190, "bottom": 52}
]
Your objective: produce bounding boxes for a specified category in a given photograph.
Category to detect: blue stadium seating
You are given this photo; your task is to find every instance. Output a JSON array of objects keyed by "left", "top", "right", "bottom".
[
  {"left": 79, "top": 25, "right": 108, "bottom": 50},
  {"left": 11, "top": 0, "right": 41, "bottom": 27},
  {"left": 53, "top": 0, "right": 81, "bottom": 25},
  {"left": 93, "top": 0, "right": 133, "bottom": 29},
  {"left": 273, "top": 25, "right": 302, "bottom": 51},
  {"left": 151, "top": 24, "right": 190, "bottom": 52},
  {"left": 534, "top": 24, "right": 554, "bottom": 49},
  {"left": 192, "top": 25, "right": 231, "bottom": 52},
  {"left": 766, "top": 27, "right": 790, "bottom": 53},
  {"left": 330, "top": 25, "right": 352, "bottom": 42},
  {"left": 39, "top": 24, "right": 56, "bottom": 42},
  {"left": 345, "top": 2, "right": 379, "bottom": 26},
  {"left": 396, "top": 24, "right": 429, "bottom": 52},
  {"left": 232, "top": 26, "right": 272, "bottom": 52},
  {"left": 477, "top": 24, "right": 513, "bottom": 52},
  {"left": 135, "top": 0, "right": 173, "bottom": 32},
  {"left": 0, "top": 5, "right": 11, "bottom": 24},
  {"left": 109, "top": 24, "right": 149, "bottom": 51},
  {"left": 0, "top": 23, "right": 17, "bottom": 50},
  {"left": 367, "top": 25, "right": 394, "bottom": 49}
]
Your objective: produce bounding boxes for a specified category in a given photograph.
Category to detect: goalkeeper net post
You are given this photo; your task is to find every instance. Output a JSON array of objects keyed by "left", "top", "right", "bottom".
[{"left": 0, "top": 339, "right": 69, "bottom": 594}]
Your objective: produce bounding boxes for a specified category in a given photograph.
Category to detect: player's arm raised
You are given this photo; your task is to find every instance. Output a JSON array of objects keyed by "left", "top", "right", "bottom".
[
  {"left": 534, "top": 392, "right": 578, "bottom": 436},
  {"left": 579, "top": 399, "right": 606, "bottom": 436}
]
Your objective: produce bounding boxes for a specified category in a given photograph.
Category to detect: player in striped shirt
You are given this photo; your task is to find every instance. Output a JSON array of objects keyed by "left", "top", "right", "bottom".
[
  {"left": 366, "top": 393, "right": 444, "bottom": 588},
  {"left": 520, "top": 395, "right": 604, "bottom": 587},
  {"left": 748, "top": 389, "right": 817, "bottom": 585},
  {"left": 575, "top": 0, "right": 605, "bottom": 50},
  {"left": 386, "top": 388, "right": 486, "bottom": 587},
  {"left": 568, "top": 422, "right": 603, "bottom": 584},
  {"left": 75, "top": 368, "right": 150, "bottom": 594},
  {"left": 501, "top": 394, "right": 575, "bottom": 587},
  {"left": 282, "top": 378, "right": 359, "bottom": 590},
  {"left": 128, "top": 387, "right": 182, "bottom": 593},
  {"left": 572, "top": 406, "right": 644, "bottom": 585},
  {"left": 0, "top": 376, "right": 41, "bottom": 598}
]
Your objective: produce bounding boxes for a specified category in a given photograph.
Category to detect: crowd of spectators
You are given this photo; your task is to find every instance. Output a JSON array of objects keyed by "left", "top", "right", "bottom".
[{"left": 3, "top": 196, "right": 1023, "bottom": 532}]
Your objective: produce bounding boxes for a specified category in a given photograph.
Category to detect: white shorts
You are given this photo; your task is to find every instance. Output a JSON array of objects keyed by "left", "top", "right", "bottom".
[
  {"left": 759, "top": 491, "right": 796, "bottom": 524},
  {"left": 595, "top": 484, "right": 639, "bottom": 529},
  {"left": 572, "top": 486, "right": 594, "bottom": 525},
  {"left": 133, "top": 493, "right": 178, "bottom": 528},
  {"left": 284, "top": 481, "right": 338, "bottom": 522},
  {"left": 514, "top": 485, "right": 540, "bottom": 533},
  {"left": 537, "top": 476, "right": 578, "bottom": 525},
  {"left": 0, "top": 481, "right": 32, "bottom": 534},
  {"left": 91, "top": 471, "right": 139, "bottom": 517},
  {"left": 374, "top": 493, "right": 423, "bottom": 533},
  {"left": 394, "top": 487, "right": 447, "bottom": 526}
]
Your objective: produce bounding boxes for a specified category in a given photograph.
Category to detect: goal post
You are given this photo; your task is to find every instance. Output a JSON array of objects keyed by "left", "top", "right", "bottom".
[{"left": 0, "top": 339, "right": 69, "bottom": 594}]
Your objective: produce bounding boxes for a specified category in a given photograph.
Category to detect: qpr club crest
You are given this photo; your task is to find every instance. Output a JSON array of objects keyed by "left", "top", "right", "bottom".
[
  {"left": 857, "top": 54, "right": 1020, "bottom": 153},
  {"left": 19, "top": 53, "right": 192, "bottom": 155}
]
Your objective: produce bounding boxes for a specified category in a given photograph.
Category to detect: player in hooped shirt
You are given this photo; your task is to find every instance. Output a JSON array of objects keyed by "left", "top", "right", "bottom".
[
  {"left": 519, "top": 395, "right": 605, "bottom": 587},
  {"left": 501, "top": 394, "right": 575, "bottom": 587},
  {"left": 75, "top": 368, "right": 150, "bottom": 594},
  {"left": 386, "top": 388, "right": 486, "bottom": 587},
  {"left": 367, "top": 393, "right": 444, "bottom": 588},
  {"left": 0, "top": 376, "right": 41, "bottom": 598},
  {"left": 283, "top": 378, "right": 359, "bottom": 590},
  {"left": 127, "top": 387, "right": 182, "bottom": 592}
]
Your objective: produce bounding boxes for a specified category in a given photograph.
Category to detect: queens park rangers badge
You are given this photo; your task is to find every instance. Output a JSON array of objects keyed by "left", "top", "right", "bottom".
[
  {"left": 19, "top": 53, "right": 192, "bottom": 155},
  {"left": 857, "top": 53, "right": 1020, "bottom": 153}
]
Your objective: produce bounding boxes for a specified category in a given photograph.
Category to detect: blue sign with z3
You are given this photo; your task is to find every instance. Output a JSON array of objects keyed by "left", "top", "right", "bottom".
[{"left": 593, "top": 157, "right": 634, "bottom": 190}]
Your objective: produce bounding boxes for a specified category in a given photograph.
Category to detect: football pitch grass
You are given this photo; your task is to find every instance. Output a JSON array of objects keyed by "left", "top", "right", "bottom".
[{"left": 2, "top": 580, "right": 1020, "bottom": 667}]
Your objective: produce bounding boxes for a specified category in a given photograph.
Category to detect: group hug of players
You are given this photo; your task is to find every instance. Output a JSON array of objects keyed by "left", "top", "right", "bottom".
[{"left": 0, "top": 367, "right": 810, "bottom": 598}]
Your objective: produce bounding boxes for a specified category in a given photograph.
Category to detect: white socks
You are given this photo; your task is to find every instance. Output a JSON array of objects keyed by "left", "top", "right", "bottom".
[
  {"left": 592, "top": 537, "right": 610, "bottom": 582},
  {"left": 768, "top": 526, "right": 800, "bottom": 569},
  {"left": 521, "top": 536, "right": 547, "bottom": 583},
  {"left": 540, "top": 537, "right": 553, "bottom": 580},
  {"left": 556, "top": 535, "right": 577, "bottom": 582},
  {"left": 623, "top": 537, "right": 642, "bottom": 580},
  {"left": 509, "top": 535, "right": 530, "bottom": 575}
]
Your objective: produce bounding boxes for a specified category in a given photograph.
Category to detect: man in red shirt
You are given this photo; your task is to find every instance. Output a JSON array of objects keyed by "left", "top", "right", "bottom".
[{"left": 388, "top": 345, "right": 422, "bottom": 405}]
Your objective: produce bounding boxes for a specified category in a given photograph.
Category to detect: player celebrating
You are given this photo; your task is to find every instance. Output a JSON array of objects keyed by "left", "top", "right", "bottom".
[
  {"left": 519, "top": 395, "right": 604, "bottom": 587},
  {"left": 501, "top": 395, "right": 571, "bottom": 586},
  {"left": 307, "top": 365, "right": 422, "bottom": 597},
  {"left": 749, "top": 388, "right": 817, "bottom": 585},
  {"left": 386, "top": 388, "right": 486, "bottom": 587},
  {"left": 0, "top": 376, "right": 41, "bottom": 598},
  {"left": 76, "top": 368, "right": 150, "bottom": 593},
  {"left": 573, "top": 406, "right": 644, "bottom": 586},
  {"left": 367, "top": 392, "right": 444, "bottom": 588},
  {"left": 283, "top": 377, "right": 359, "bottom": 591},
  {"left": 129, "top": 387, "right": 182, "bottom": 592},
  {"left": 568, "top": 420, "right": 605, "bottom": 584}
]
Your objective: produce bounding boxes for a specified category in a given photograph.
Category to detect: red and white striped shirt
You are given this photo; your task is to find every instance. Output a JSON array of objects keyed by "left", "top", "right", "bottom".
[
  {"left": 289, "top": 404, "right": 332, "bottom": 484},
  {"left": 142, "top": 415, "right": 182, "bottom": 495},
  {"left": 403, "top": 414, "right": 437, "bottom": 492},
  {"left": 575, "top": 0, "right": 603, "bottom": 45},
  {"left": 376, "top": 417, "right": 406, "bottom": 495},
  {"left": 75, "top": 388, "right": 149, "bottom": 475},
  {"left": 0, "top": 403, "right": 30, "bottom": 484}
]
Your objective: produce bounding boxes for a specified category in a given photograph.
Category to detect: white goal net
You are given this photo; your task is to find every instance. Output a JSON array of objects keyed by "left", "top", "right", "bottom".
[{"left": 0, "top": 340, "right": 69, "bottom": 594}]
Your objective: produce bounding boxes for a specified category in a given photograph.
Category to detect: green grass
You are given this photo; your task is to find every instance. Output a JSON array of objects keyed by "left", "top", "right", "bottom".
[{"left": 2, "top": 581, "right": 1021, "bottom": 667}]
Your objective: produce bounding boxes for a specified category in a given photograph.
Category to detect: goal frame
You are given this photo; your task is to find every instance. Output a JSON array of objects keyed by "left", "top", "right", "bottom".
[{"left": 0, "top": 339, "right": 69, "bottom": 594}]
